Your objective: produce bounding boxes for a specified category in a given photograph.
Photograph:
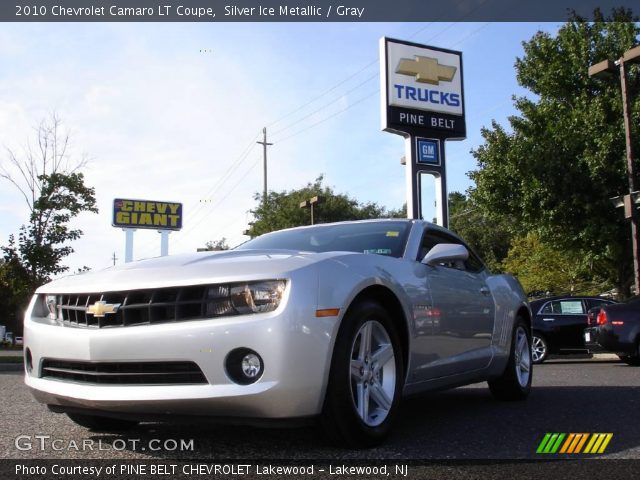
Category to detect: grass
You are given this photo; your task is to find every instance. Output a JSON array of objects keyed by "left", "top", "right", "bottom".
[{"left": 0, "top": 356, "right": 24, "bottom": 364}]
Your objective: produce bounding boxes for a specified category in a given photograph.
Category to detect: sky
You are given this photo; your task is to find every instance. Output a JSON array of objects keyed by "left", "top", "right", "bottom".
[{"left": 0, "top": 21, "right": 560, "bottom": 274}]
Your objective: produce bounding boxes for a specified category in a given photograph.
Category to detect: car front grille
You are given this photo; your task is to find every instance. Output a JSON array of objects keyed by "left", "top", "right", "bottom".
[
  {"left": 41, "top": 359, "right": 208, "bottom": 385},
  {"left": 44, "top": 284, "right": 235, "bottom": 328}
]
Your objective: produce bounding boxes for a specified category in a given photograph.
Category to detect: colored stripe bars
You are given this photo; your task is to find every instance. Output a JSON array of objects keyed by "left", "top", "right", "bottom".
[{"left": 537, "top": 433, "right": 613, "bottom": 454}]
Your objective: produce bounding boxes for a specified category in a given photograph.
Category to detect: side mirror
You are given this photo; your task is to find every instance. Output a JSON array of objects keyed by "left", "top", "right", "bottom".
[{"left": 421, "top": 243, "right": 469, "bottom": 266}]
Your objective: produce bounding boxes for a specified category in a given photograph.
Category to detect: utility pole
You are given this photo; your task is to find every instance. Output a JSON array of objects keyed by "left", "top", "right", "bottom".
[
  {"left": 256, "top": 127, "right": 273, "bottom": 204},
  {"left": 589, "top": 46, "right": 640, "bottom": 295},
  {"left": 111, "top": 252, "right": 118, "bottom": 266}
]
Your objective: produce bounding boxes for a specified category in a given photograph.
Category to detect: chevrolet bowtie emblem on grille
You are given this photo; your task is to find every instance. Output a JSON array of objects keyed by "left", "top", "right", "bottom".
[
  {"left": 396, "top": 56, "right": 457, "bottom": 85},
  {"left": 86, "top": 301, "right": 120, "bottom": 317}
]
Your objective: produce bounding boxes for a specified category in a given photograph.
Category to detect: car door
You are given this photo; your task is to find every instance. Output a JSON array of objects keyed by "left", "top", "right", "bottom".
[
  {"left": 538, "top": 299, "right": 586, "bottom": 348},
  {"left": 412, "top": 230, "right": 495, "bottom": 380}
]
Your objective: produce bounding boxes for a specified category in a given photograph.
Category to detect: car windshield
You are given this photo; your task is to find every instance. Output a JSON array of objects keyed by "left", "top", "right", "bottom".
[{"left": 236, "top": 221, "right": 411, "bottom": 258}]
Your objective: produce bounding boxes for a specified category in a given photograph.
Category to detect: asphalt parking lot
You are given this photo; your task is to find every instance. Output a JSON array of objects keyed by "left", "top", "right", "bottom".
[{"left": 1, "top": 354, "right": 638, "bottom": 462}]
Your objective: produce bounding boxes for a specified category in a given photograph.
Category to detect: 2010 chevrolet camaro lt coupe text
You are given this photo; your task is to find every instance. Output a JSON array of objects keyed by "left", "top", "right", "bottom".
[{"left": 24, "top": 219, "right": 532, "bottom": 447}]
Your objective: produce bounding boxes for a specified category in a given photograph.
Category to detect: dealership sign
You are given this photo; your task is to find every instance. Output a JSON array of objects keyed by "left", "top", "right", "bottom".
[
  {"left": 112, "top": 198, "right": 183, "bottom": 230},
  {"left": 380, "top": 37, "right": 466, "bottom": 226},
  {"left": 381, "top": 38, "right": 465, "bottom": 138}
]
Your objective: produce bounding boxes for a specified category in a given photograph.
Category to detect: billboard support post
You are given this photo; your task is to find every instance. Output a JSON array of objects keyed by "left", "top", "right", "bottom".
[
  {"left": 380, "top": 37, "right": 466, "bottom": 228},
  {"left": 160, "top": 230, "right": 170, "bottom": 257},
  {"left": 124, "top": 228, "right": 135, "bottom": 263}
]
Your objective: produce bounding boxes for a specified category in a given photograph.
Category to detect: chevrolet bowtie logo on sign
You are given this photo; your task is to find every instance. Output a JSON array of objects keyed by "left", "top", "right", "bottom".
[
  {"left": 536, "top": 433, "right": 613, "bottom": 455},
  {"left": 86, "top": 301, "right": 120, "bottom": 318},
  {"left": 395, "top": 56, "right": 457, "bottom": 85}
]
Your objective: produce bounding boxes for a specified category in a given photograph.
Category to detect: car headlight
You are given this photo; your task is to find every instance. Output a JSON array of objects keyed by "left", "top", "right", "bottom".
[
  {"left": 206, "top": 280, "right": 286, "bottom": 316},
  {"left": 45, "top": 295, "right": 58, "bottom": 320}
]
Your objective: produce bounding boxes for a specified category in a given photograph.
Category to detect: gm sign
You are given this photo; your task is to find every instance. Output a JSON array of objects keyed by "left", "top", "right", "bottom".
[
  {"left": 380, "top": 37, "right": 466, "bottom": 138},
  {"left": 417, "top": 138, "right": 440, "bottom": 165}
]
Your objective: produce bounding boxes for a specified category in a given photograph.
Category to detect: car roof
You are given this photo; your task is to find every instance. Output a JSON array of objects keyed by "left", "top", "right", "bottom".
[{"left": 529, "top": 295, "right": 614, "bottom": 308}]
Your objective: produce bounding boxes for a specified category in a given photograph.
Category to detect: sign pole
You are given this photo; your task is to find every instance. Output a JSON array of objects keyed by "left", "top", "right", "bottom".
[
  {"left": 160, "top": 230, "right": 170, "bottom": 256},
  {"left": 124, "top": 228, "right": 135, "bottom": 263}
]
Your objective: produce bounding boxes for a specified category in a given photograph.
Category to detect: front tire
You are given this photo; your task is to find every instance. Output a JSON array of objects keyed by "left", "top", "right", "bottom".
[
  {"left": 489, "top": 318, "right": 532, "bottom": 401},
  {"left": 531, "top": 333, "right": 548, "bottom": 364},
  {"left": 67, "top": 413, "right": 139, "bottom": 431},
  {"left": 321, "top": 300, "right": 404, "bottom": 448}
]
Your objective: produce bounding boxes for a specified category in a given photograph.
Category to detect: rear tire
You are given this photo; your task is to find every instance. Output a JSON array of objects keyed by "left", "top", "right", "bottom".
[
  {"left": 67, "top": 413, "right": 139, "bottom": 431},
  {"left": 618, "top": 341, "right": 640, "bottom": 366},
  {"left": 489, "top": 317, "right": 532, "bottom": 401},
  {"left": 320, "top": 300, "right": 404, "bottom": 448}
]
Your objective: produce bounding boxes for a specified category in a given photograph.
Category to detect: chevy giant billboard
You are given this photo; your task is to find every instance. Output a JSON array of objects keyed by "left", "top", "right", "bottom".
[{"left": 112, "top": 198, "right": 183, "bottom": 230}]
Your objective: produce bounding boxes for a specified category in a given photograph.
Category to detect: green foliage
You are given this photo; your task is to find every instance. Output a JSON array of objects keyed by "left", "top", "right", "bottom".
[
  {"left": 502, "top": 232, "right": 612, "bottom": 296},
  {"left": 469, "top": 9, "right": 639, "bottom": 295},
  {"left": 247, "top": 176, "right": 404, "bottom": 237},
  {"left": 205, "top": 238, "right": 230, "bottom": 251},
  {"left": 2, "top": 172, "right": 97, "bottom": 289},
  {"left": 448, "top": 191, "right": 512, "bottom": 272}
]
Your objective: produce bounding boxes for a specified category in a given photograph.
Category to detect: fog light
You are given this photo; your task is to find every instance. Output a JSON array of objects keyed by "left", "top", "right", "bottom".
[
  {"left": 225, "top": 348, "right": 264, "bottom": 385},
  {"left": 241, "top": 353, "right": 261, "bottom": 378}
]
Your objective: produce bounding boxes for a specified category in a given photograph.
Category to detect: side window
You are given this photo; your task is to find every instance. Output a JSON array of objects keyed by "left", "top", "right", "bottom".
[
  {"left": 587, "top": 299, "right": 613, "bottom": 310},
  {"left": 418, "top": 230, "right": 485, "bottom": 273},
  {"left": 541, "top": 300, "right": 585, "bottom": 315}
]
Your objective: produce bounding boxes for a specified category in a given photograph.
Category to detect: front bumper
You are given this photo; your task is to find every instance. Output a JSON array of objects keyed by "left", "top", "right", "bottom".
[{"left": 24, "top": 290, "right": 339, "bottom": 419}]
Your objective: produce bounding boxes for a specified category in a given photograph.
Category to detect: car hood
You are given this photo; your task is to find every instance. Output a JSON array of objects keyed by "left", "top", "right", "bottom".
[{"left": 36, "top": 249, "right": 339, "bottom": 294}]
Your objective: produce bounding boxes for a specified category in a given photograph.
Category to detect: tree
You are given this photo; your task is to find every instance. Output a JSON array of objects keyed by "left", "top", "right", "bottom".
[
  {"left": 204, "top": 238, "right": 230, "bottom": 251},
  {"left": 469, "top": 9, "right": 639, "bottom": 296},
  {"left": 502, "top": 232, "right": 612, "bottom": 296},
  {"left": 448, "top": 191, "right": 512, "bottom": 272},
  {"left": 1, "top": 114, "right": 98, "bottom": 293},
  {"left": 246, "top": 176, "right": 404, "bottom": 237}
]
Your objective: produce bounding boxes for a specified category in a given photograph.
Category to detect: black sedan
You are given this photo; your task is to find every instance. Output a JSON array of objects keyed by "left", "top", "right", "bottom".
[
  {"left": 530, "top": 296, "right": 616, "bottom": 363},
  {"left": 584, "top": 297, "right": 640, "bottom": 365}
]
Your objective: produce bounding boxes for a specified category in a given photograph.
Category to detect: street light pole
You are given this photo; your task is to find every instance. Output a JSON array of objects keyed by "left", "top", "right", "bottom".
[
  {"left": 300, "top": 196, "right": 325, "bottom": 225},
  {"left": 589, "top": 45, "right": 640, "bottom": 295}
]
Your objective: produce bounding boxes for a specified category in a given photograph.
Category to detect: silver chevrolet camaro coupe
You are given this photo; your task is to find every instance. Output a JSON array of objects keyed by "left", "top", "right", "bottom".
[{"left": 24, "top": 219, "right": 532, "bottom": 447}]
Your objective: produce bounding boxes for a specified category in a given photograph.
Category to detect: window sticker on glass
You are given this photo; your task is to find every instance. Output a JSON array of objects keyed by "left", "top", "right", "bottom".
[
  {"left": 364, "top": 248, "right": 392, "bottom": 255},
  {"left": 559, "top": 301, "right": 583, "bottom": 314},
  {"left": 386, "top": 231, "right": 400, "bottom": 237}
]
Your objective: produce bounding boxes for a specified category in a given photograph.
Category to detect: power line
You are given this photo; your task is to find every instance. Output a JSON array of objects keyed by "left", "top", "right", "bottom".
[
  {"left": 270, "top": 73, "right": 379, "bottom": 138},
  {"left": 274, "top": 89, "right": 379, "bottom": 144},
  {"left": 135, "top": 134, "right": 260, "bottom": 258}
]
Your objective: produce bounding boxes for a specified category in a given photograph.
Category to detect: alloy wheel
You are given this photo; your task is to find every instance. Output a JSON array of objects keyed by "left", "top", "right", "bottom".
[
  {"left": 349, "top": 320, "right": 396, "bottom": 427},
  {"left": 514, "top": 327, "right": 532, "bottom": 388},
  {"left": 531, "top": 335, "right": 546, "bottom": 363}
]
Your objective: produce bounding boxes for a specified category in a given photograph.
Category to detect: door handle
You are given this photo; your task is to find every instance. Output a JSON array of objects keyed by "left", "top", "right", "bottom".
[
  {"left": 479, "top": 287, "right": 490, "bottom": 296},
  {"left": 543, "top": 318, "right": 555, "bottom": 322}
]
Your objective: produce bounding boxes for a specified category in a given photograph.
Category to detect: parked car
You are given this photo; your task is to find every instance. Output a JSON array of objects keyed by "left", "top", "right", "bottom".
[
  {"left": 14, "top": 337, "right": 23, "bottom": 346},
  {"left": 24, "top": 219, "right": 531, "bottom": 447},
  {"left": 530, "top": 296, "right": 616, "bottom": 364},
  {"left": 4, "top": 332, "right": 13, "bottom": 346},
  {"left": 584, "top": 297, "right": 640, "bottom": 365}
]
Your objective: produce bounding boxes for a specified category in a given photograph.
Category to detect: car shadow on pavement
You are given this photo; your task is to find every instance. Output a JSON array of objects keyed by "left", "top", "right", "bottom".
[{"left": 77, "top": 385, "right": 640, "bottom": 460}]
